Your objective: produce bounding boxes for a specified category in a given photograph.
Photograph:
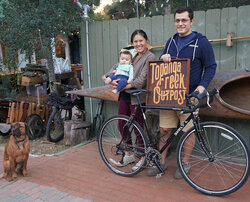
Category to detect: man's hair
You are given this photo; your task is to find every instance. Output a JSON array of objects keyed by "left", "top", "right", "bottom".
[
  {"left": 120, "top": 50, "right": 132, "bottom": 59},
  {"left": 174, "top": 6, "right": 194, "bottom": 20}
]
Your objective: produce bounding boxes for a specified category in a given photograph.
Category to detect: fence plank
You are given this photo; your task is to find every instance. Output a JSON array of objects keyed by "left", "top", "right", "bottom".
[
  {"left": 220, "top": 7, "right": 237, "bottom": 70},
  {"left": 118, "top": 19, "right": 129, "bottom": 50},
  {"left": 95, "top": 21, "right": 104, "bottom": 87},
  {"left": 108, "top": 20, "right": 119, "bottom": 116},
  {"left": 192, "top": 11, "right": 206, "bottom": 35},
  {"left": 163, "top": 14, "right": 175, "bottom": 45},
  {"left": 152, "top": 15, "right": 164, "bottom": 58},
  {"left": 110, "top": 20, "right": 119, "bottom": 66},
  {"left": 139, "top": 17, "right": 152, "bottom": 43},
  {"left": 128, "top": 17, "right": 140, "bottom": 39},
  {"left": 102, "top": 21, "right": 112, "bottom": 117},
  {"left": 206, "top": 9, "right": 221, "bottom": 69},
  {"left": 88, "top": 22, "right": 98, "bottom": 120},
  {"left": 81, "top": 21, "right": 91, "bottom": 121},
  {"left": 103, "top": 21, "right": 111, "bottom": 75},
  {"left": 236, "top": 5, "right": 250, "bottom": 70}
]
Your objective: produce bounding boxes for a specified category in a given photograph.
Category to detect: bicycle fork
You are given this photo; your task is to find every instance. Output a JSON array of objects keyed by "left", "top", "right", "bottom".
[{"left": 194, "top": 116, "right": 215, "bottom": 162}]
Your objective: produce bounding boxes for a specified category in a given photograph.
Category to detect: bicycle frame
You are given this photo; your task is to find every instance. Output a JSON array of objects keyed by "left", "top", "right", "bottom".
[
  {"left": 129, "top": 92, "right": 209, "bottom": 157},
  {"left": 115, "top": 90, "right": 214, "bottom": 162}
]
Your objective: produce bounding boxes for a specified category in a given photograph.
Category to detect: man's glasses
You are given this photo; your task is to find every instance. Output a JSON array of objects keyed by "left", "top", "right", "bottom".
[{"left": 175, "top": 19, "right": 190, "bottom": 24}]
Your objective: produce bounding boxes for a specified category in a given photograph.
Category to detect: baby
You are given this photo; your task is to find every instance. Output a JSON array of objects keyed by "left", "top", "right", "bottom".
[{"left": 102, "top": 51, "right": 133, "bottom": 94}]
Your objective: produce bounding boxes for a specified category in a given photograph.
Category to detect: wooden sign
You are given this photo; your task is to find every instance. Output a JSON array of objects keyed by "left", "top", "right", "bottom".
[{"left": 146, "top": 59, "right": 190, "bottom": 107}]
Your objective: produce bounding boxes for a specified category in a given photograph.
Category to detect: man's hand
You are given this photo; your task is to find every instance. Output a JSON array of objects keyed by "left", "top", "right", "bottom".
[
  {"left": 160, "top": 54, "right": 171, "bottom": 62},
  {"left": 195, "top": 85, "right": 205, "bottom": 94}
]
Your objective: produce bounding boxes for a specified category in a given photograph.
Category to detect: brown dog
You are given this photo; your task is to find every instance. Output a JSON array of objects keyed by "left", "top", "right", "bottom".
[{"left": 3, "top": 122, "right": 30, "bottom": 181}]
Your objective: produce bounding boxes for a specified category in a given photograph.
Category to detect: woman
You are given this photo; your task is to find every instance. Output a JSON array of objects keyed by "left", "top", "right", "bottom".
[{"left": 103, "top": 29, "right": 156, "bottom": 170}]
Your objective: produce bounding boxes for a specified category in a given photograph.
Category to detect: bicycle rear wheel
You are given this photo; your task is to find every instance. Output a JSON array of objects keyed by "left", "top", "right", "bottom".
[
  {"left": 98, "top": 115, "right": 148, "bottom": 177},
  {"left": 177, "top": 122, "right": 250, "bottom": 196},
  {"left": 46, "top": 107, "right": 72, "bottom": 142},
  {"left": 91, "top": 114, "right": 104, "bottom": 139}
]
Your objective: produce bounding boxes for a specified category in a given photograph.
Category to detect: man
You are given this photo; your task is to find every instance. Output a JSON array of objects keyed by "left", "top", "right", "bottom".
[{"left": 147, "top": 6, "right": 217, "bottom": 178}]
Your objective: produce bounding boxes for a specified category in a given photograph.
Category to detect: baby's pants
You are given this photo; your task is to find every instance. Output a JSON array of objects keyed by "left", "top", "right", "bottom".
[{"left": 109, "top": 75, "right": 128, "bottom": 92}]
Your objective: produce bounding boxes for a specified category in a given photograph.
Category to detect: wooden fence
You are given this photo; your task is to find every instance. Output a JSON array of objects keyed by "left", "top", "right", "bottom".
[{"left": 80, "top": 6, "right": 250, "bottom": 145}]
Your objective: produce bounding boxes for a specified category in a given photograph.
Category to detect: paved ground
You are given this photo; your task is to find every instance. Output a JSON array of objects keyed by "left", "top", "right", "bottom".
[{"left": 0, "top": 141, "right": 249, "bottom": 202}]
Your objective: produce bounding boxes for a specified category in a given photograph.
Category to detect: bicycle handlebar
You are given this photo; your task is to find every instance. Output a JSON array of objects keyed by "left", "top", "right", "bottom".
[
  {"left": 182, "top": 88, "right": 218, "bottom": 113},
  {"left": 125, "top": 88, "right": 219, "bottom": 113}
]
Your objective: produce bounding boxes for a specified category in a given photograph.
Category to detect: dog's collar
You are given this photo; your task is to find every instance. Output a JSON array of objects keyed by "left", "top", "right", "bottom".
[
  {"left": 15, "top": 137, "right": 26, "bottom": 150},
  {"left": 15, "top": 137, "right": 25, "bottom": 143}
]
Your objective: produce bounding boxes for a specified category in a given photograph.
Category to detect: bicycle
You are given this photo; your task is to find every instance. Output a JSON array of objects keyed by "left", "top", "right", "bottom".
[
  {"left": 45, "top": 82, "right": 85, "bottom": 142},
  {"left": 98, "top": 88, "right": 250, "bottom": 196}
]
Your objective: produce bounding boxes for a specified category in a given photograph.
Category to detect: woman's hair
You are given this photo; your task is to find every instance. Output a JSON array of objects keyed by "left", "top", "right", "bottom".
[{"left": 131, "top": 29, "right": 148, "bottom": 43}]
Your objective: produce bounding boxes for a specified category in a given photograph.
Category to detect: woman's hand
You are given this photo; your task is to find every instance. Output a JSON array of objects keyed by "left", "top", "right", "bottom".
[
  {"left": 123, "top": 83, "right": 132, "bottom": 90},
  {"left": 109, "top": 79, "right": 119, "bottom": 88},
  {"left": 119, "top": 83, "right": 133, "bottom": 91}
]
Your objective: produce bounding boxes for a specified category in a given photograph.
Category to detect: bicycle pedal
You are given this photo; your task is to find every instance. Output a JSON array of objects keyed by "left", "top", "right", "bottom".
[{"left": 156, "top": 172, "right": 164, "bottom": 179}]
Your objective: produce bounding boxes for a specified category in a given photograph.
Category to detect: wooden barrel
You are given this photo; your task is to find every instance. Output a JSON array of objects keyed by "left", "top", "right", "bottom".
[{"left": 200, "top": 69, "right": 250, "bottom": 119}]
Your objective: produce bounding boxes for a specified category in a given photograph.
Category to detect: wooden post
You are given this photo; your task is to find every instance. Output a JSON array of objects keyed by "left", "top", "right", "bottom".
[
  {"left": 9, "top": 102, "right": 16, "bottom": 124},
  {"left": 226, "top": 32, "right": 234, "bottom": 47},
  {"left": 18, "top": 101, "right": 24, "bottom": 122}
]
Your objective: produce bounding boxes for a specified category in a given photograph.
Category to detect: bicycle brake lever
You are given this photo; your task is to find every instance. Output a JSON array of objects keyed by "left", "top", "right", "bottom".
[{"left": 206, "top": 91, "right": 211, "bottom": 108}]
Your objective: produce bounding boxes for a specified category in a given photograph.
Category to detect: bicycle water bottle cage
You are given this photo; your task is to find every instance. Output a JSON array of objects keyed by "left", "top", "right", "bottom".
[{"left": 45, "top": 92, "right": 74, "bottom": 110}]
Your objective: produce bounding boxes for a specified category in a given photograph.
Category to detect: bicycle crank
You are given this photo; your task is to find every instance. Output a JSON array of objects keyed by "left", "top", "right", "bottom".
[{"left": 145, "top": 147, "right": 162, "bottom": 167}]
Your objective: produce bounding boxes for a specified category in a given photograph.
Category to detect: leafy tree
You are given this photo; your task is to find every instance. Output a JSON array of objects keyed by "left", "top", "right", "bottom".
[
  {"left": 101, "top": 0, "right": 250, "bottom": 20},
  {"left": 0, "top": 0, "right": 99, "bottom": 85},
  {"left": 189, "top": 0, "right": 250, "bottom": 11},
  {"left": 104, "top": 0, "right": 137, "bottom": 20}
]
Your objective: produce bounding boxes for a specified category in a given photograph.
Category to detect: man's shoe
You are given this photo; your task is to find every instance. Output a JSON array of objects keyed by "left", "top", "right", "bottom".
[
  {"left": 174, "top": 163, "right": 191, "bottom": 179},
  {"left": 147, "top": 160, "right": 168, "bottom": 176},
  {"left": 109, "top": 155, "right": 136, "bottom": 167}
]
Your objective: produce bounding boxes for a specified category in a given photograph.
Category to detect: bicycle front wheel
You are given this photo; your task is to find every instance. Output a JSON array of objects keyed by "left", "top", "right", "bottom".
[
  {"left": 98, "top": 115, "right": 148, "bottom": 177},
  {"left": 46, "top": 107, "right": 72, "bottom": 142},
  {"left": 177, "top": 122, "right": 250, "bottom": 196}
]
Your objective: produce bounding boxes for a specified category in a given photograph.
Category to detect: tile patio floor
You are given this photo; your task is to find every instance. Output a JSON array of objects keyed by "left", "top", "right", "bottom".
[{"left": 0, "top": 141, "right": 249, "bottom": 202}]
